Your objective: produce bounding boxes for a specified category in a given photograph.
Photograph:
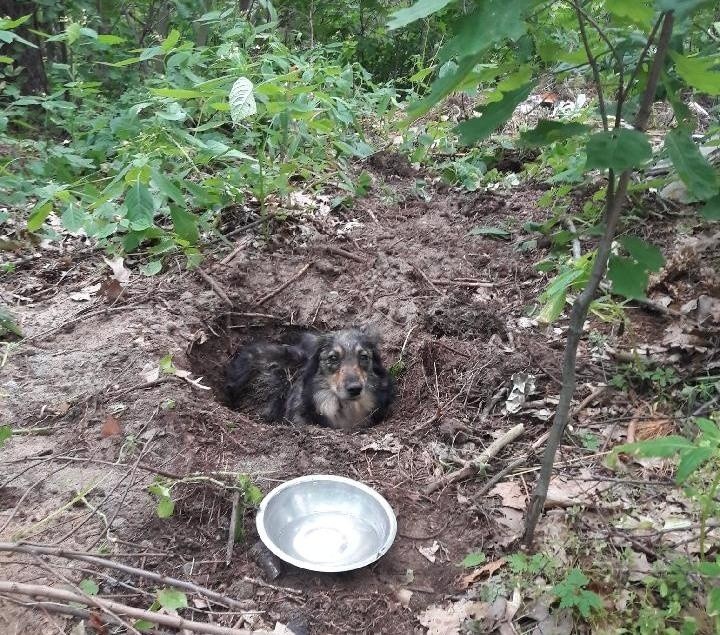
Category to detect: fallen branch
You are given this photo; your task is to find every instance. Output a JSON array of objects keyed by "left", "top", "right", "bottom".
[
  {"left": 324, "top": 245, "right": 366, "bottom": 264},
  {"left": 197, "top": 269, "right": 234, "bottom": 308},
  {"left": 413, "top": 265, "right": 443, "bottom": 295},
  {"left": 424, "top": 423, "right": 525, "bottom": 495},
  {"left": 0, "top": 581, "right": 251, "bottom": 635},
  {"left": 0, "top": 543, "right": 249, "bottom": 610},
  {"left": 226, "top": 491, "right": 241, "bottom": 565},
  {"left": 255, "top": 262, "right": 313, "bottom": 306}
]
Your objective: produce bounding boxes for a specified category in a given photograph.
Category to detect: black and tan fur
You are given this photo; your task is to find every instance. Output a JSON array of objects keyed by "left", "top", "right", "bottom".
[{"left": 225, "top": 328, "right": 394, "bottom": 431}]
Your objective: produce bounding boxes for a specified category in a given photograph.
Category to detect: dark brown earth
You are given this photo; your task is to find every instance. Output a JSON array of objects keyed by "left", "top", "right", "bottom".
[{"left": 1, "top": 155, "right": 719, "bottom": 634}]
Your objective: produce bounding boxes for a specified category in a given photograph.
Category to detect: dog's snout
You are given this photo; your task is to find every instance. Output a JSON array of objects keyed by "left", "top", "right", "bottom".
[{"left": 345, "top": 381, "right": 363, "bottom": 397}]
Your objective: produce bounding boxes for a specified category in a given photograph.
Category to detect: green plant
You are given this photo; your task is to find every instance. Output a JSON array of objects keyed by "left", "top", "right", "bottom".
[{"left": 552, "top": 567, "right": 604, "bottom": 619}]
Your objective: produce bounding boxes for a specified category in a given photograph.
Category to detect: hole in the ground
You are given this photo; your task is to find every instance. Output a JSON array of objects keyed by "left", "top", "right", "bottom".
[{"left": 188, "top": 313, "right": 316, "bottom": 413}]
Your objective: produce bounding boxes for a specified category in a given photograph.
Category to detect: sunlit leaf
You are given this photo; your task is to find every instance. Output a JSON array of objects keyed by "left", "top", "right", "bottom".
[
  {"left": 671, "top": 53, "right": 720, "bottom": 95},
  {"left": 156, "top": 498, "right": 175, "bottom": 518},
  {"left": 585, "top": 130, "right": 652, "bottom": 172},
  {"left": 79, "top": 579, "right": 99, "bottom": 596},
  {"left": 460, "top": 551, "right": 486, "bottom": 568},
  {"left": 27, "top": 201, "right": 53, "bottom": 232},
  {"left": 97, "top": 34, "right": 125, "bottom": 45},
  {"left": 388, "top": 0, "right": 456, "bottom": 30},
  {"left": 615, "top": 436, "right": 695, "bottom": 458},
  {"left": 606, "top": 0, "right": 654, "bottom": 23},
  {"left": 665, "top": 127, "right": 719, "bottom": 201},
  {"left": 140, "top": 260, "right": 162, "bottom": 276},
  {"left": 229, "top": 77, "right": 257, "bottom": 123},
  {"left": 0, "top": 425, "right": 11, "bottom": 447},
  {"left": 157, "top": 588, "right": 187, "bottom": 611},
  {"left": 676, "top": 446, "right": 713, "bottom": 483},
  {"left": 124, "top": 182, "right": 155, "bottom": 231},
  {"left": 161, "top": 29, "right": 181, "bottom": 52}
]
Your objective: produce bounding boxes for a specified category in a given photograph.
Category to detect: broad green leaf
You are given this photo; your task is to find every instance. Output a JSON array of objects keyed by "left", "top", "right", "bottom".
[
  {"left": 0, "top": 15, "right": 31, "bottom": 29},
  {"left": 157, "top": 588, "right": 187, "bottom": 611},
  {"left": 97, "top": 34, "right": 125, "bottom": 45},
  {"left": 696, "top": 418, "right": 720, "bottom": 441},
  {"left": 229, "top": 77, "right": 257, "bottom": 123},
  {"left": 671, "top": 53, "right": 720, "bottom": 95},
  {"left": 618, "top": 236, "right": 664, "bottom": 272},
  {"left": 616, "top": 436, "right": 695, "bottom": 458},
  {"left": 608, "top": 255, "right": 649, "bottom": 300},
  {"left": 665, "top": 127, "right": 719, "bottom": 201},
  {"left": 79, "top": 579, "right": 99, "bottom": 596},
  {"left": 439, "top": 0, "right": 527, "bottom": 62},
  {"left": 104, "top": 56, "right": 143, "bottom": 67},
  {"left": 0, "top": 56, "right": 13, "bottom": 64},
  {"left": 656, "top": 0, "right": 714, "bottom": 18},
  {"left": 676, "top": 446, "right": 714, "bottom": 482},
  {"left": 27, "top": 201, "right": 53, "bottom": 232},
  {"left": 135, "top": 619, "right": 154, "bottom": 632},
  {"left": 460, "top": 551, "right": 486, "bottom": 568},
  {"left": 244, "top": 483, "right": 263, "bottom": 506},
  {"left": 61, "top": 205, "right": 88, "bottom": 234},
  {"left": 152, "top": 171, "right": 184, "bottom": 205},
  {"left": 520, "top": 120, "right": 590, "bottom": 146},
  {"left": 170, "top": 207, "right": 199, "bottom": 244},
  {"left": 124, "top": 182, "right": 155, "bottom": 231},
  {"left": 585, "top": 130, "right": 652, "bottom": 172},
  {"left": 66, "top": 23, "right": 81, "bottom": 45},
  {"left": 537, "top": 290, "right": 568, "bottom": 324},
  {"left": 161, "top": 29, "right": 181, "bottom": 52},
  {"left": 151, "top": 88, "right": 202, "bottom": 99},
  {"left": 701, "top": 195, "right": 720, "bottom": 220},
  {"left": 156, "top": 498, "right": 175, "bottom": 518},
  {"left": 0, "top": 425, "right": 11, "bottom": 447},
  {"left": 140, "top": 261, "right": 162, "bottom": 276},
  {"left": 607, "top": 0, "right": 653, "bottom": 23},
  {"left": 469, "top": 226, "right": 511, "bottom": 239},
  {"left": 159, "top": 354, "right": 175, "bottom": 374},
  {"left": 699, "top": 560, "right": 720, "bottom": 576},
  {"left": 456, "top": 83, "right": 534, "bottom": 145},
  {"left": 388, "top": 0, "right": 456, "bottom": 30},
  {"left": 708, "top": 587, "right": 720, "bottom": 616},
  {"left": 406, "top": 53, "right": 485, "bottom": 121}
]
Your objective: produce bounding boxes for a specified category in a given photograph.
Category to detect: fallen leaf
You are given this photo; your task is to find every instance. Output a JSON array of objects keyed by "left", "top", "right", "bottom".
[
  {"left": 101, "top": 415, "right": 122, "bottom": 438},
  {"left": 697, "top": 295, "right": 720, "bottom": 323},
  {"left": 100, "top": 278, "right": 124, "bottom": 302},
  {"left": 505, "top": 372, "right": 537, "bottom": 414},
  {"left": 458, "top": 558, "right": 507, "bottom": 589},
  {"left": 395, "top": 588, "right": 413, "bottom": 607},
  {"left": 142, "top": 362, "right": 160, "bottom": 383},
  {"left": 361, "top": 433, "right": 403, "bottom": 454},
  {"left": 103, "top": 256, "right": 131, "bottom": 284},
  {"left": 545, "top": 476, "right": 612, "bottom": 509},
  {"left": 418, "top": 541, "right": 440, "bottom": 563},
  {"left": 418, "top": 600, "right": 474, "bottom": 635},
  {"left": 489, "top": 481, "right": 526, "bottom": 510}
]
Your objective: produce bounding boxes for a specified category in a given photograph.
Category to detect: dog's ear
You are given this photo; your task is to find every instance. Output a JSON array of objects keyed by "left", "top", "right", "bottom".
[{"left": 358, "top": 324, "right": 381, "bottom": 346}]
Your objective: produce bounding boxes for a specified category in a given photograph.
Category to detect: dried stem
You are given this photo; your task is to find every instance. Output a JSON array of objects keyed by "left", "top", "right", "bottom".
[{"left": 523, "top": 11, "right": 675, "bottom": 547}]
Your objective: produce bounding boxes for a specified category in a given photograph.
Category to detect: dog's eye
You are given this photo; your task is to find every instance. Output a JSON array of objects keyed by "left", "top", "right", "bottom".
[
  {"left": 326, "top": 353, "right": 339, "bottom": 364},
  {"left": 358, "top": 351, "right": 370, "bottom": 362}
]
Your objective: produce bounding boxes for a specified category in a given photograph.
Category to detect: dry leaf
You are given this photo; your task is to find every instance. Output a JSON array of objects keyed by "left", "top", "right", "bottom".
[
  {"left": 103, "top": 256, "right": 131, "bottom": 284},
  {"left": 458, "top": 558, "right": 507, "bottom": 589},
  {"left": 489, "top": 481, "right": 526, "bottom": 510},
  {"left": 418, "top": 600, "right": 475, "bottom": 635},
  {"left": 418, "top": 540, "right": 440, "bottom": 563},
  {"left": 545, "top": 476, "right": 612, "bottom": 509},
  {"left": 100, "top": 278, "right": 124, "bottom": 302},
  {"left": 361, "top": 433, "right": 402, "bottom": 454},
  {"left": 395, "top": 588, "right": 413, "bottom": 607},
  {"left": 101, "top": 415, "right": 122, "bottom": 438}
]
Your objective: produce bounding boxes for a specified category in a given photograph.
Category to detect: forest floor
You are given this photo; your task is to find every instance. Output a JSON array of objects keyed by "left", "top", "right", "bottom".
[{"left": 2, "top": 151, "right": 719, "bottom": 634}]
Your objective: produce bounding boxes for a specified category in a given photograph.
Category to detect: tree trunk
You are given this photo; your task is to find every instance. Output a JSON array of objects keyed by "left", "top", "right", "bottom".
[{"left": 0, "top": 0, "right": 48, "bottom": 94}]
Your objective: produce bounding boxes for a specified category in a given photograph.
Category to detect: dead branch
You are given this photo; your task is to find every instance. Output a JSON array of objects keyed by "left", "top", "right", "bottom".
[
  {"left": 255, "top": 262, "right": 313, "bottom": 306},
  {"left": 413, "top": 265, "right": 443, "bottom": 294},
  {"left": 226, "top": 491, "right": 241, "bottom": 565},
  {"left": 197, "top": 269, "right": 234, "bottom": 308},
  {"left": 424, "top": 423, "right": 525, "bottom": 495},
  {"left": 324, "top": 244, "right": 366, "bottom": 263},
  {"left": 0, "top": 543, "right": 249, "bottom": 610},
  {"left": 242, "top": 576, "right": 303, "bottom": 596},
  {"left": 0, "top": 581, "right": 251, "bottom": 635}
]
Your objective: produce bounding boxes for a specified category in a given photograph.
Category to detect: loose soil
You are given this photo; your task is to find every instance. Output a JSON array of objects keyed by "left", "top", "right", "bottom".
[{"left": 1, "top": 156, "right": 718, "bottom": 634}]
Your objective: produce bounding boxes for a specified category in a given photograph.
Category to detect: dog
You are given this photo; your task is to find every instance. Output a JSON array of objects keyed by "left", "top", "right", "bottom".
[{"left": 225, "top": 328, "right": 394, "bottom": 431}]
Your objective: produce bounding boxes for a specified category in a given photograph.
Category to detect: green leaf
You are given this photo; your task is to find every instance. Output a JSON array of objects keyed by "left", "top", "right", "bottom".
[
  {"left": 229, "top": 77, "right": 257, "bottom": 123},
  {"left": 520, "top": 120, "right": 590, "bottom": 146},
  {"left": 585, "top": 130, "right": 652, "bottom": 172},
  {"left": 665, "top": 128, "right": 719, "bottom": 201},
  {"left": 161, "top": 29, "right": 181, "bottom": 52},
  {"left": 0, "top": 425, "right": 11, "bottom": 447},
  {"left": 245, "top": 484, "right": 263, "bottom": 506},
  {"left": 618, "top": 236, "right": 665, "bottom": 272},
  {"left": 676, "top": 446, "right": 714, "bottom": 482},
  {"left": 66, "top": 23, "right": 81, "bottom": 45},
  {"left": 701, "top": 195, "right": 720, "bottom": 220},
  {"left": 456, "top": 83, "right": 535, "bottom": 145},
  {"left": 159, "top": 354, "right": 175, "bottom": 374},
  {"left": 388, "top": 0, "right": 456, "bottom": 30},
  {"left": 134, "top": 619, "right": 154, "bottom": 632},
  {"left": 125, "top": 182, "right": 155, "bottom": 231},
  {"left": 156, "top": 498, "right": 175, "bottom": 518},
  {"left": 151, "top": 170, "right": 185, "bottom": 205},
  {"left": 696, "top": 418, "right": 720, "bottom": 441},
  {"left": 708, "top": 587, "right": 720, "bottom": 617},
  {"left": 698, "top": 560, "right": 720, "bottom": 576},
  {"left": 656, "top": 0, "right": 714, "bottom": 19},
  {"left": 140, "top": 261, "right": 162, "bottom": 276},
  {"left": 97, "top": 34, "right": 125, "bottom": 45},
  {"left": 151, "top": 88, "right": 203, "bottom": 99},
  {"left": 157, "top": 588, "right": 187, "bottom": 611},
  {"left": 671, "top": 53, "right": 720, "bottom": 95},
  {"left": 608, "top": 256, "right": 649, "bottom": 300},
  {"left": 0, "top": 14, "right": 31, "bottom": 29},
  {"left": 61, "top": 205, "right": 88, "bottom": 234},
  {"left": 0, "top": 55, "right": 13, "bottom": 64},
  {"left": 460, "top": 551, "right": 486, "bottom": 568},
  {"left": 170, "top": 207, "right": 199, "bottom": 244},
  {"left": 537, "top": 289, "right": 567, "bottom": 324},
  {"left": 438, "top": 0, "right": 527, "bottom": 62},
  {"left": 615, "top": 436, "right": 695, "bottom": 458},
  {"left": 0, "top": 306, "right": 22, "bottom": 337},
  {"left": 469, "top": 226, "right": 511, "bottom": 239},
  {"left": 104, "top": 56, "right": 143, "bottom": 67},
  {"left": 607, "top": 0, "right": 653, "bottom": 23},
  {"left": 27, "top": 201, "right": 53, "bottom": 232},
  {"left": 79, "top": 579, "right": 99, "bottom": 596}
]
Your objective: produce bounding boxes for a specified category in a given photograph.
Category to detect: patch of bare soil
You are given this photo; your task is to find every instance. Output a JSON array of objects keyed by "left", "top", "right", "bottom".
[{"left": 1, "top": 163, "right": 718, "bottom": 633}]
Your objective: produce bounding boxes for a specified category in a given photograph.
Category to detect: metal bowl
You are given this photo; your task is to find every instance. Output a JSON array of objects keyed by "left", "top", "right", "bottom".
[{"left": 256, "top": 474, "right": 397, "bottom": 573}]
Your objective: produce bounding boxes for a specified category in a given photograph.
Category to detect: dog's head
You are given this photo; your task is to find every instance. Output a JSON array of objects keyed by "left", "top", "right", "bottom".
[{"left": 313, "top": 328, "right": 383, "bottom": 401}]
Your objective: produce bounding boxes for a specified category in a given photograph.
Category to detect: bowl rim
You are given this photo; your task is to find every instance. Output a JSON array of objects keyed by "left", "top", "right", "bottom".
[{"left": 255, "top": 474, "right": 397, "bottom": 573}]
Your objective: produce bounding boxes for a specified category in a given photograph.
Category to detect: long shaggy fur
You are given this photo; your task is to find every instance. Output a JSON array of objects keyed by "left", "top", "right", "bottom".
[{"left": 225, "top": 328, "right": 394, "bottom": 431}]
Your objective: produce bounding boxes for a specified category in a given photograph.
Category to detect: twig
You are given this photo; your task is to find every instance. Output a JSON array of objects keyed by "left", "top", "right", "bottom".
[
  {"left": 413, "top": 266, "right": 443, "bottom": 295},
  {"left": 0, "top": 581, "right": 251, "bottom": 635},
  {"left": 226, "top": 491, "right": 241, "bottom": 565},
  {"left": 197, "top": 269, "right": 233, "bottom": 308},
  {"left": 242, "top": 576, "right": 303, "bottom": 596},
  {"left": 255, "top": 262, "right": 313, "bottom": 306},
  {"left": 565, "top": 219, "right": 581, "bottom": 260},
  {"left": 474, "top": 452, "right": 535, "bottom": 501},
  {"left": 324, "top": 245, "right": 366, "bottom": 264},
  {"left": 0, "top": 543, "right": 248, "bottom": 610},
  {"left": 424, "top": 423, "right": 525, "bottom": 495},
  {"left": 431, "top": 279, "right": 495, "bottom": 288},
  {"left": 571, "top": 385, "right": 608, "bottom": 417}
]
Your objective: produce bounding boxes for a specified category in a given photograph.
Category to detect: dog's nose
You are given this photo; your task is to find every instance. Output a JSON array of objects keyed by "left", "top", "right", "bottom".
[{"left": 346, "top": 382, "right": 363, "bottom": 397}]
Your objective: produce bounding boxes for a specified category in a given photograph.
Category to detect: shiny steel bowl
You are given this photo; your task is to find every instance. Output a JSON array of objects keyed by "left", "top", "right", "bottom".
[{"left": 255, "top": 474, "right": 397, "bottom": 572}]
